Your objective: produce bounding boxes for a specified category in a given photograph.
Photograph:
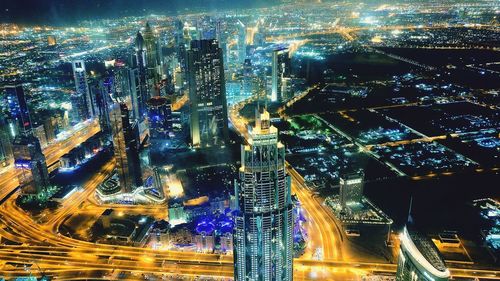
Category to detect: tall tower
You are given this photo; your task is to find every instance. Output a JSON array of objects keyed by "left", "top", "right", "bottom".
[
  {"left": 90, "top": 80, "right": 111, "bottom": 134},
  {"left": 187, "top": 39, "right": 229, "bottom": 148},
  {"left": 271, "top": 48, "right": 289, "bottom": 102},
  {"left": 134, "top": 31, "right": 150, "bottom": 112},
  {"left": 4, "top": 85, "right": 32, "bottom": 136},
  {"left": 237, "top": 20, "right": 247, "bottom": 63},
  {"left": 233, "top": 109, "right": 294, "bottom": 281},
  {"left": 72, "top": 60, "right": 93, "bottom": 120},
  {"left": 4, "top": 85, "right": 50, "bottom": 194},
  {"left": 12, "top": 134, "right": 50, "bottom": 194},
  {"left": 109, "top": 102, "right": 143, "bottom": 192},
  {"left": 143, "top": 22, "right": 161, "bottom": 94}
]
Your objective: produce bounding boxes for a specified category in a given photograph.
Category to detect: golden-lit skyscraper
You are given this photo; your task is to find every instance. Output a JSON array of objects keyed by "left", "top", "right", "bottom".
[
  {"left": 233, "top": 108, "right": 294, "bottom": 281},
  {"left": 47, "top": 35, "right": 56, "bottom": 46}
]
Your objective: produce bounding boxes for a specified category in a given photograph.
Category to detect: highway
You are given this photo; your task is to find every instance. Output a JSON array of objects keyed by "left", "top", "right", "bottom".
[
  {"left": 0, "top": 105, "right": 497, "bottom": 279},
  {"left": 266, "top": 23, "right": 499, "bottom": 44},
  {"left": 0, "top": 119, "right": 101, "bottom": 201}
]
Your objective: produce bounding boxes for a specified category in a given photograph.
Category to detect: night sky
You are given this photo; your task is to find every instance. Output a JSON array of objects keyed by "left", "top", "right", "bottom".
[{"left": 0, "top": 0, "right": 279, "bottom": 25}]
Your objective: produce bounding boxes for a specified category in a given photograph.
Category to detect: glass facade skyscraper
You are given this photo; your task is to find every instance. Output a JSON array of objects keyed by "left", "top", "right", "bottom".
[
  {"left": 147, "top": 96, "right": 173, "bottom": 140},
  {"left": 271, "top": 48, "right": 289, "bottom": 102},
  {"left": 5, "top": 85, "right": 50, "bottom": 195},
  {"left": 187, "top": 39, "right": 229, "bottom": 148},
  {"left": 109, "top": 101, "right": 142, "bottom": 192},
  {"left": 143, "top": 22, "right": 161, "bottom": 95},
  {"left": 5, "top": 84, "right": 32, "bottom": 135},
  {"left": 233, "top": 109, "right": 293, "bottom": 281},
  {"left": 71, "top": 60, "right": 93, "bottom": 122}
]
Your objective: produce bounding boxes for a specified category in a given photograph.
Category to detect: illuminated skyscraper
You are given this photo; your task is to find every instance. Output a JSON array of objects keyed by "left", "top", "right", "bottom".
[
  {"left": 147, "top": 96, "right": 173, "bottom": 140},
  {"left": 187, "top": 39, "right": 229, "bottom": 148},
  {"left": 143, "top": 22, "right": 161, "bottom": 93},
  {"left": 271, "top": 48, "right": 289, "bottom": 102},
  {"left": 109, "top": 102, "right": 142, "bottom": 192},
  {"left": 237, "top": 21, "right": 247, "bottom": 63},
  {"left": 0, "top": 115, "right": 13, "bottom": 167},
  {"left": 90, "top": 80, "right": 111, "bottom": 134},
  {"left": 134, "top": 31, "right": 150, "bottom": 113},
  {"left": 47, "top": 35, "right": 56, "bottom": 46},
  {"left": 174, "top": 19, "right": 185, "bottom": 47},
  {"left": 72, "top": 60, "right": 93, "bottom": 120},
  {"left": 233, "top": 109, "right": 293, "bottom": 281},
  {"left": 5, "top": 85, "right": 50, "bottom": 194},
  {"left": 127, "top": 67, "right": 144, "bottom": 120},
  {"left": 4, "top": 85, "right": 32, "bottom": 135},
  {"left": 12, "top": 134, "right": 50, "bottom": 194},
  {"left": 397, "top": 226, "right": 450, "bottom": 281},
  {"left": 339, "top": 170, "right": 364, "bottom": 211}
]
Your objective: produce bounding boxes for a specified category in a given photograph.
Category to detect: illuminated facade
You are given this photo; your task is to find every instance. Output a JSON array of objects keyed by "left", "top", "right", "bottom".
[
  {"left": 339, "top": 170, "right": 364, "bottom": 210},
  {"left": 187, "top": 39, "right": 229, "bottom": 148},
  {"left": 4, "top": 85, "right": 32, "bottom": 136},
  {"left": 234, "top": 109, "right": 293, "bottom": 281},
  {"left": 12, "top": 134, "right": 50, "bottom": 194},
  {"left": 72, "top": 60, "right": 93, "bottom": 121},
  {"left": 271, "top": 48, "right": 289, "bottom": 102},
  {"left": 134, "top": 31, "right": 150, "bottom": 115},
  {"left": 397, "top": 226, "right": 450, "bottom": 281},
  {"left": 146, "top": 96, "right": 173, "bottom": 140},
  {"left": 109, "top": 102, "right": 143, "bottom": 192},
  {"left": 238, "top": 21, "right": 247, "bottom": 63},
  {"left": 47, "top": 35, "right": 56, "bottom": 46},
  {"left": 6, "top": 84, "right": 50, "bottom": 195},
  {"left": 143, "top": 22, "right": 161, "bottom": 94}
]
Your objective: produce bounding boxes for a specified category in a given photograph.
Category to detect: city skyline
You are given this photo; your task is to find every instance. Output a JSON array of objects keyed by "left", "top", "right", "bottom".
[{"left": 0, "top": 0, "right": 499, "bottom": 280}]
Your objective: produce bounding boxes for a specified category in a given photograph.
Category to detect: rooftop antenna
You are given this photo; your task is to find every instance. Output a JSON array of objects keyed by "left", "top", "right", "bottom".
[{"left": 407, "top": 196, "right": 414, "bottom": 225}]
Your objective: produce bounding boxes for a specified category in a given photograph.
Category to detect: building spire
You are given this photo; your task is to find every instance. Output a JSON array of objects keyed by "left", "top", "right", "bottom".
[{"left": 407, "top": 196, "right": 414, "bottom": 225}]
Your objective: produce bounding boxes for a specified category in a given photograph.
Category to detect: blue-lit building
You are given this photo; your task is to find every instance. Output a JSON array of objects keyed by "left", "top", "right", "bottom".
[
  {"left": 233, "top": 109, "right": 293, "bottom": 281},
  {"left": 4, "top": 84, "right": 49, "bottom": 194},
  {"left": 133, "top": 31, "right": 150, "bottom": 117},
  {"left": 4, "top": 84, "right": 32, "bottom": 136},
  {"left": 12, "top": 134, "right": 50, "bottom": 195},
  {"left": 147, "top": 96, "right": 173, "bottom": 140}
]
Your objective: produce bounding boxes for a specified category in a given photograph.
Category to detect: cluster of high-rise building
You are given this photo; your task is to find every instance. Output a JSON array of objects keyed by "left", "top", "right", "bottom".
[
  {"left": 0, "top": 11, "right": 471, "bottom": 281},
  {"left": 2, "top": 85, "right": 51, "bottom": 196},
  {"left": 0, "top": 14, "right": 300, "bottom": 278}
]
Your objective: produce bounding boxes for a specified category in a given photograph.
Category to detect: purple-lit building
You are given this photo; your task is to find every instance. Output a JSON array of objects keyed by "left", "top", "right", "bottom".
[{"left": 146, "top": 96, "right": 173, "bottom": 140}]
